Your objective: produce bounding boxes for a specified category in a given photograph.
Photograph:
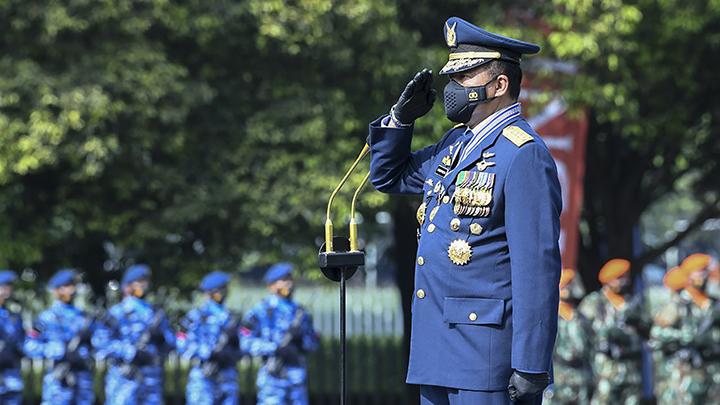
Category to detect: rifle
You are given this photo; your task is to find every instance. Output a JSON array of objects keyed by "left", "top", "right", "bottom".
[
  {"left": 200, "top": 314, "right": 241, "bottom": 378},
  {"left": 266, "top": 307, "right": 305, "bottom": 377},
  {"left": 51, "top": 310, "right": 106, "bottom": 387},
  {"left": 118, "top": 308, "right": 166, "bottom": 379}
]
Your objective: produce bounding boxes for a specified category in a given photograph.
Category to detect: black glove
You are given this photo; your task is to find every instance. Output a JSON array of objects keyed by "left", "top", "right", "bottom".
[
  {"left": 0, "top": 345, "right": 16, "bottom": 368},
  {"left": 63, "top": 348, "right": 87, "bottom": 367},
  {"left": 507, "top": 371, "right": 549, "bottom": 401},
  {"left": 133, "top": 349, "right": 154, "bottom": 366},
  {"left": 392, "top": 68, "right": 436, "bottom": 125},
  {"left": 210, "top": 346, "right": 239, "bottom": 368},
  {"left": 275, "top": 343, "right": 299, "bottom": 360}
]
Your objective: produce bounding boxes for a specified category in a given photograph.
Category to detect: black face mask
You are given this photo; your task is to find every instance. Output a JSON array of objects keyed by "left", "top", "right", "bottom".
[{"left": 443, "top": 76, "right": 498, "bottom": 123}]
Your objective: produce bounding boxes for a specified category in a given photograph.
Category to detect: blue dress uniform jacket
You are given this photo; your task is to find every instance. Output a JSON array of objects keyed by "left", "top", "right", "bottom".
[
  {"left": 368, "top": 109, "right": 562, "bottom": 391},
  {"left": 93, "top": 296, "right": 175, "bottom": 405},
  {"left": 178, "top": 300, "right": 241, "bottom": 405},
  {"left": 242, "top": 295, "right": 319, "bottom": 405},
  {"left": 24, "top": 301, "right": 95, "bottom": 405},
  {"left": 0, "top": 306, "right": 24, "bottom": 405}
]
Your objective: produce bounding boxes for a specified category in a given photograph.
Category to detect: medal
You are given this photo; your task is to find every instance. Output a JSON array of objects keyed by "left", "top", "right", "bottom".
[
  {"left": 416, "top": 202, "right": 427, "bottom": 225},
  {"left": 477, "top": 190, "right": 492, "bottom": 206},
  {"left": 448, "top": 239, "right": 472, "bottom": 265}
]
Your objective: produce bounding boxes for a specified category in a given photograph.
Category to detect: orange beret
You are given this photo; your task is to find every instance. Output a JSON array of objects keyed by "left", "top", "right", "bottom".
[
  {"left": 663, "top": 267, "right": 688, "bottom": 291},
  {"left": 598, "top": 258, "right": 631, "bottom": 284},
  {"left": 681, "top": 253, "right": 712, "bottom": 274},
  {"left": 559, "top": 268, "right": 576, "bottom": 288}
]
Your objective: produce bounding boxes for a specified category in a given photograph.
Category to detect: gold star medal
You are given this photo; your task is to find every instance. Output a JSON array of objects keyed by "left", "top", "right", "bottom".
[{"left": 448, "top": 239, "right": 472, "bottom": 265}]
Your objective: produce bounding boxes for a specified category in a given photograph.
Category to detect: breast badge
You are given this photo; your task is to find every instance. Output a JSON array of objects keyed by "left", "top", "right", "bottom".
[{"left": 448, "top": 239, "right": 472, "bottom": 265}]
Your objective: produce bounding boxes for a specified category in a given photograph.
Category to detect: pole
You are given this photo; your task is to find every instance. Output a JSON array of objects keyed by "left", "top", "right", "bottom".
[{"left": 340, "top": 267, "right": 347, "bottom": 405}]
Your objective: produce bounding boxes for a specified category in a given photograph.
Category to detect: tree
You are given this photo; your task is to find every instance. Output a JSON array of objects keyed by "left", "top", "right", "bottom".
[{"left": 542, "top": 0, "right": 720, "bottom": 289}]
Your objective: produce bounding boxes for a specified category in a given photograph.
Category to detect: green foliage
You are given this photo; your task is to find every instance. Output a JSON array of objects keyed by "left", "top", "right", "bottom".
[{"left": 1, "top": 0, "right": 719, "bottom": 291}]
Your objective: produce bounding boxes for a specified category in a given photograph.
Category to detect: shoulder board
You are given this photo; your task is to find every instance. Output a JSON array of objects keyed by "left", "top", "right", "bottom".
[{"left": 503, "top": 126, "right": 534, "bottom": 147}]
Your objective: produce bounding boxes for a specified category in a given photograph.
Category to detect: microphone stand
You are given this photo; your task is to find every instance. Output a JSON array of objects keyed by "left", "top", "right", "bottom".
[{"left": 319, "top": 145, "right": 370, "bottom": 405}]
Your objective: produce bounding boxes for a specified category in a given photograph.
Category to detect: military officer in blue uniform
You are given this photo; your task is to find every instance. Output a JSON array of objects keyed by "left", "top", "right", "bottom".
[
  {"left": 242, "top": 263, "right": 319, "bottom": 405},
  {"left": 0, "top": 270, "right": 24, "bottom": 405},
  {"left": 25, "top": 269, "right": 96, "bottom": 405},
  {"left": 178, "top": 271, "right": 242, "bottom": 405},
  {"left": 368, "top": 17, "right": 562, "bottom": 404},
  {"left": 93, "top": 264, "right": 175, "bottom": 405}
]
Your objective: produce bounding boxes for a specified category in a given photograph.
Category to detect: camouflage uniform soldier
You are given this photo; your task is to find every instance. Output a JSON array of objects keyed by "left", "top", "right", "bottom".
[
  {"left": 93, "top": 264, "right": 175, "bottom": 405},
  {"left": 24, "top": 269, "right": 95, "bottom": 405},
  {"left": 649, "top": 266, "right": 692, "bottom": 404},
  {"left": 578, "top": 259, "right": 645, "bottom": 405},
  {"left": 177, "top": 271, "right": 242, "bottom": 405},
  {"left": 242, "top": 263, "right": 319, "bottom": 405},
  {"left": 675, "top": 254, "right": 720, "bottom": 404},
  {"left": 544, "top": 268, "right": 593, "bottom": 404},
  {"left": 0, "top": 271, "right": 24, "bottom": 405}
]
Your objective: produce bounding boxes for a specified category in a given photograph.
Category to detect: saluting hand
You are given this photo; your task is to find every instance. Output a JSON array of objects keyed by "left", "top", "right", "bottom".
[{"left": 391, "top": 68, "right": 436, "bottom": 125}]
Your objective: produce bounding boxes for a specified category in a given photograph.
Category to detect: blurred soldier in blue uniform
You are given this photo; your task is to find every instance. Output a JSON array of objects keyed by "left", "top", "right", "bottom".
[
  {"left": 242, "top": 263, "right": 319, "bottom": 405},
  {"left": 367, "top": 17, "right": 561, "bottom": 404},
  {"left": 25, "top": 269, "right": 95, "bottom": 405},
  {"left": 93, "top": 264, "right": 175, "bottom": 405},
  {"left": 0, "top": 270, "right": 24, "bottom": 405},
  {"left": 178, "top": 271, "right": 242, "bottom": 405}
]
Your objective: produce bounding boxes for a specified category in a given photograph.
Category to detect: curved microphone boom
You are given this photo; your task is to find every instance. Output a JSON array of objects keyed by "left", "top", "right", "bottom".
[{"left": 324, "top": 144, "right": 370, "bottom": 252}]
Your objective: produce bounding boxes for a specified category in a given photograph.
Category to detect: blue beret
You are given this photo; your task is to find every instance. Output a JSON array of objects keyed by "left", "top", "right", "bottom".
[
  {"left": 199, "top": 271, "right": 230, "bottom": 291},
  {"left": 48, "top": 268, "right": 78, "bottom": 289},
  {"left": 121, "top": 264, "right": 151, "bottom": 287},
  {"left": 0, "top": 270, "right": 17, "bottom": 285},
  {"left": 440, "top": 17, "right": 540, "bottom": 75},
  {"left": 263, "top": 263, "right": 294, "bottom": 284}
]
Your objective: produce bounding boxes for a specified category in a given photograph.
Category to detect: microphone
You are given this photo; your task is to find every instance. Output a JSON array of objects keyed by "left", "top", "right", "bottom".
[
  {"left": 323, "top": 144, "right": 370, "bottom": 253},
  {"left": 319, "top": 143, "right": 369, "bottom": 281}
]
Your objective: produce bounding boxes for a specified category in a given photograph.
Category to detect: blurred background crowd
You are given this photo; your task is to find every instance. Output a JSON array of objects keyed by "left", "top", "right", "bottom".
[{"left": 1, "top": 0, "right": 720, "bottom": 404}]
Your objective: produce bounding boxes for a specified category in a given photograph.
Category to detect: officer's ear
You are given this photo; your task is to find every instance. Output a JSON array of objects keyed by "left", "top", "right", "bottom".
[{"left": 493, "top": 74, "right": 510, "bottom": 98}]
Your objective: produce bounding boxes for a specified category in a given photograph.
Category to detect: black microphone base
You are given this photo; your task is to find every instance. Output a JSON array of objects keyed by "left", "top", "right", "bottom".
[{"left": 318, "top": 237, "right": 364, "bottom": 282}]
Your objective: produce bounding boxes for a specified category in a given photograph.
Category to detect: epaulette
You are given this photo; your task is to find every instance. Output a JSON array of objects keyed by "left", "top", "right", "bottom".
[{"left": 503, "top": 126, "right": 534, "bottom": 147}]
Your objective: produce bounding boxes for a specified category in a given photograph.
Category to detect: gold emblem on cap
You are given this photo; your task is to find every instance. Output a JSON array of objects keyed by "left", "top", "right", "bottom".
[
  {"left": 470, "top": 223, "right": 483, "bottom": 235},
  {"left": 416, "top": 202, "right": 426, "bottom": 225},
  {"left": 445, "top": 22, "right": 457, "bottom": 47},
  {"left": 450, "top": 218, "right": 460, "bottom": 231},
  {"left": 448, "top": 239, "right": 472, "bottom": 265}
]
